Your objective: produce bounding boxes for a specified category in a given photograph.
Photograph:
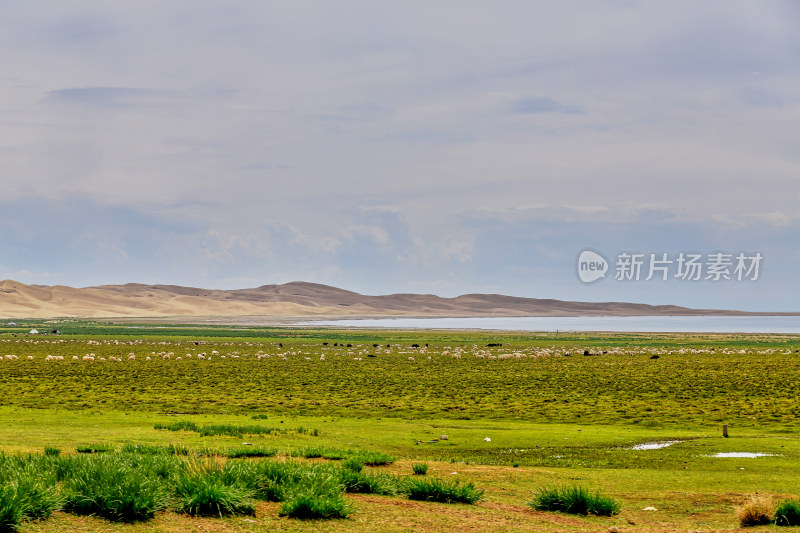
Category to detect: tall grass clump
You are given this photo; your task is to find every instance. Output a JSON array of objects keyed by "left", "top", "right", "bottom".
[
  {"left": 0, "top": 483, "right": 26, "bottom": 532},
  {"left": 0, "top": 457, "right": 62, "bottom": 529},
  {"left": 736, "top": 495, "right": 774, "bottom": 527},
  {"left": 10, "top": 463, "right": 62, "bottom": 521},
  {"left": 279, "top": 490, "right": 353, "bottom": 520},
  {"left": 412, "top": 463, "right": 428, "bottom": 475},
  {"left": 319, "top": 448, "right": 347, "bottom": 460},
  {"left": 153, "top": 420, "right": 199, "bottom": 432},
  {"left": 354, "top": 451, "right": 395, "bottom": 466},
  {"left": 341, "top": 458, "right": 363, "bottom": 473},
  {"left": 121, "top": 443, "right": 189, "bottom": 456},
  {"left": 155, "top": 421, "right": 316, "bottom": 438},
  {"left": 528, "top": 485, "right": 620, "bottom": 516},
  {"left": 248, "top": 461, "right": 308, "bottom": 502},
  {"left": 293, "top": 446, "right": 324, "bottom": 459},
  {"left": 197, "top": 424, "right": 271, "bottom": 438},
  {"left": 293, "top": 446, "right": 350, "bottom": 460},
  {"left": 61, "top": 455, "right": 171, "bottom": 522},
  {"left": 224, "top": 446, "right": 278, "bottom": 459},
  {"left": 278, "top": 470, "right": 352, "bottom": 519},
  {"left": 405, "top": 477, "right": 484, "bottom": 504},
  {"left": 50, "top": 456, "right": 79, "bottom": 482},
  {"left": 774, "top": 499, "right": 800, "bottom": 526},
  {"left": 43, "top": 447, "right": 60, "bottom": 457},
  {"left": 173, "top": 458, "right": 255, "bottom": 517},
  {"left": 75, "top": 444, "right": 111, "bottom": 454},
  {"left": 338, "top": 469, "right": 399, "bottom": 496}
]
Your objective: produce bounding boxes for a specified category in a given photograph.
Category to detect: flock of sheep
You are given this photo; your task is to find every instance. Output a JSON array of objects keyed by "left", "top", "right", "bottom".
[{"left": 0, "top": 337, "right": 793, "bottom": 364}]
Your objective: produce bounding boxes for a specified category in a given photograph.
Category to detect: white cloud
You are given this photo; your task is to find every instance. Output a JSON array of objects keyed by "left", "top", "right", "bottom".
[{"left": 0, "top": 1, "right": 798, "bottom": 309}]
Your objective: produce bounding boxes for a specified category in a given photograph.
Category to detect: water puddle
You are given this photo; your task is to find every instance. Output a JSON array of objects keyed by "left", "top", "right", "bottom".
[
  {"left": 630, "top": 441, "right": 681, "bottom": 450},
  {"left": 707, "top": 452, "right": 777, "bottom": 458}
]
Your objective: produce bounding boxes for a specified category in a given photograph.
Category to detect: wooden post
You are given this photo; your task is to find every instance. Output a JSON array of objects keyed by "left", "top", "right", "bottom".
[{"left": 723, "top": 424, "right": 729, "bottom": 438}]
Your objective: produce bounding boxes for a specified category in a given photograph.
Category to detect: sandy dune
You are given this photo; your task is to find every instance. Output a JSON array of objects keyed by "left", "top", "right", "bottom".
[{"left": 0, "top": 280, "right": 792, "bottom": 319}]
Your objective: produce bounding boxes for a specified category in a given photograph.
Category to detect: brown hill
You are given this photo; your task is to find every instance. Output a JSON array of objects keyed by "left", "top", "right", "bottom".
[{"left": 0, "top": 280, "right": 791, "bottom": 319}]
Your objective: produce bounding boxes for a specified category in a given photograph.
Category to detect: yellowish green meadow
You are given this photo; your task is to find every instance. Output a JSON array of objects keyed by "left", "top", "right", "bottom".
[{"left": 0, "top": 323, "right": 798, "bottom": 531}]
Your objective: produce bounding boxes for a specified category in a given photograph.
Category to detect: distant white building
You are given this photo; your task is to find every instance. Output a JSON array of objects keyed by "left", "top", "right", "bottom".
[{"left": 29, "top": 329, "right": 39, "bottom": 334}]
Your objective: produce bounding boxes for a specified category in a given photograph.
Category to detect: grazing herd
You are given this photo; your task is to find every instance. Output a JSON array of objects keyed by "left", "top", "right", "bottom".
[{"left": 0, "top": 336, "right": 795, "bottom": 366}]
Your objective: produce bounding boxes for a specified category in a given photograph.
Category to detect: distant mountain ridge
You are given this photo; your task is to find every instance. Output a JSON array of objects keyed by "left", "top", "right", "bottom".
[{"left": 0, "top": 280, "right": 794, "bottom": 319}]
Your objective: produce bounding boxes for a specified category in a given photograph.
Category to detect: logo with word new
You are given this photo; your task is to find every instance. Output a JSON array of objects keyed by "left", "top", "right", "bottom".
[
  {"left": 577, "top": 249, "right": 608, "bottom": 283},
  {"left": 576, "top": 249, "right": 763, "bottom": 283}
]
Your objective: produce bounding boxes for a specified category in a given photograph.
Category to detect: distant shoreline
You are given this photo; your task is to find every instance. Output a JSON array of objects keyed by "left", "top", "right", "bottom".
[{"left": 96, "top": 315, "right": 800, "bottom": 335}]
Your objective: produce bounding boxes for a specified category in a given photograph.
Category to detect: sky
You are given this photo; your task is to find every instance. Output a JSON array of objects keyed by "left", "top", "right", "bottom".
[{"left": 1, "top": 1, "right": 799, "bottom": 311}]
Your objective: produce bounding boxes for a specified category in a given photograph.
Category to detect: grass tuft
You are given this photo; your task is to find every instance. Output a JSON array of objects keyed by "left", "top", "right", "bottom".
[
  {"left": 155, "top": 420, "right": 316, "bottom": 438},
  {"left": 774, "top": 499, "right": 800, "bottom": 526},
  {"left": 338, "top": 469, "right": 399, "bottom": 495},
  {"left": 0, "top": 484, "right": 26, "bottom": 532},
  {"left": 248, "top": 461, "right": 308, "bottom": 502},
  {"left": 405, "top": 477, "right": 484, "bottom": 504},
  {"left": 279, "top": 492, "right": 353, "bottom": 520},
  {"left": 224, "top": 446, "right": 278, "bottom": 459},
  {"left": 528, "top": 485, "right": 620, "bottom": 516},
  {"left": 279, "top": 476, "right": 353, "bottom": 520},
  {"left": 292, "top": 446, "right": 350, "bottom": 460},
  {"left": 121, "top": 443, "right": 189, "bottom": 456},
  {"left": 75, "top": 444, "right": 111, "bottom": 454},
  {"left": 153, "top": 420, "right": 199, "bottom": 432},
  {"left": 0, "top": 457, "right": 62, "bottom": 528},
  {"left": 412, "top": 463, "right": 428, "bottom": 475},
  {"left": 354, "top": 451, "right": 395, "bottom": 466},
  {"left": 174, "top": 458, "right": 256, "bottom": 517},
  {"left": 61, "top": 455, "right": 171, "bottom": 522},
  {"left": 736, "top": 494, "right": 774, "bottom": 527}
]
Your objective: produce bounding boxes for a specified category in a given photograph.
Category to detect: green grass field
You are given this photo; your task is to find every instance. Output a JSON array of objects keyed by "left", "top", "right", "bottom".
[{"left": 0, "top": 323, "right": 798, "bottom": 531}]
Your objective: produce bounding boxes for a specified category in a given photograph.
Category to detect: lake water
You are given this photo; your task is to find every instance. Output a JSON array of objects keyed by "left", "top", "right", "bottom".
[{"left": 295, "top": 316, "right": 800, "bottom": 333}]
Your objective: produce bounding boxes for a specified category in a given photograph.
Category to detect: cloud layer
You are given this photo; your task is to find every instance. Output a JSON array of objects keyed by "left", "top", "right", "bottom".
[{"left": 1, "top": 1, "right": 798, "bottom": 310}]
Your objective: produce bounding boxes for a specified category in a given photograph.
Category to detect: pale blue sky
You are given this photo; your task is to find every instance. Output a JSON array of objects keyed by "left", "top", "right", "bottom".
[{"left": 1, "top": 1, "right": 798, "bottom": 311}]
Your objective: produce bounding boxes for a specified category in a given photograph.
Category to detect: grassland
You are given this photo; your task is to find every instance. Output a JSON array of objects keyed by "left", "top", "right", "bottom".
[{"left": 0, "top": 322, "right": 798, "bottom": 531}]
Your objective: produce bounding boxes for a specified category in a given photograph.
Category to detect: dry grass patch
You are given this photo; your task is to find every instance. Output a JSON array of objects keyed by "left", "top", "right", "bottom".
[{"left": 736, "top": 494, "right": 774, "bottom": 527}]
